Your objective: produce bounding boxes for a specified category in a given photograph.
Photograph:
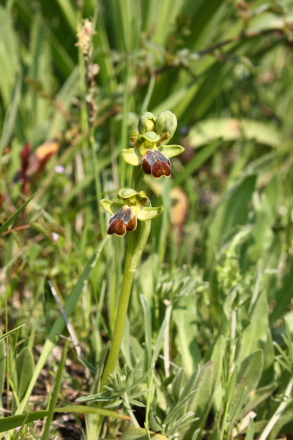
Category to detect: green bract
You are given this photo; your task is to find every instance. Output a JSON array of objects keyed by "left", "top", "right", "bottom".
[{"left": 100, "top": 189, "right": 164, "bottom": 237}]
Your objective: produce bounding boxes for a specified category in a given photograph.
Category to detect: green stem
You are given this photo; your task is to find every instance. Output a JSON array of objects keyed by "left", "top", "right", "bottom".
[{"left": 100, "top": 220, "right": 151, "bottom": 391}]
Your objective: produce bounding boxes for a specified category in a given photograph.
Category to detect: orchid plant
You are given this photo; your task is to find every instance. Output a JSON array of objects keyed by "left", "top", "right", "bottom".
[{"left": 99, "top": 110, "right": 184, "bottom": 397}]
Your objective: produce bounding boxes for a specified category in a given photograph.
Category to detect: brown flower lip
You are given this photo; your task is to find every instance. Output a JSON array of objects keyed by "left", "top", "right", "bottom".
[
  {"left": 141, "top": 150, "right": 171, "bottom": 179},
  {"left": 108, "top": 206, "right": 137, "bottom": 237}
]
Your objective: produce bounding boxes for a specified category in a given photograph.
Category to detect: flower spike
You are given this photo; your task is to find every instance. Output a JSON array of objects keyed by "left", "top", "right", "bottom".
[{"left": 122, "top": 110, "right": 184, "bottom": 178}]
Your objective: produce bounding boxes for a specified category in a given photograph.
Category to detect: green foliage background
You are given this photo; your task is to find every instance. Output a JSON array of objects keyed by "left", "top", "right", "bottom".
[{"left": 1, "top": 0, "right": 293, "bottom": 439}]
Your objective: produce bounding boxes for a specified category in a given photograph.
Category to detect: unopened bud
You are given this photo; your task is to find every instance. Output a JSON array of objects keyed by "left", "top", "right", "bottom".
[
  {"left": 156, "top": 110, "right": 177, "bottom": 143},
  {"left": 138, "top": 111, "right": 156, "bottom": 135}
]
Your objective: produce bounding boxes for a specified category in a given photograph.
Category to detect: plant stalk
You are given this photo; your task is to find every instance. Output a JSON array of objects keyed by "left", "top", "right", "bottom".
[{"left": 100, "top": 220, "right": 151, "bottom": 391}]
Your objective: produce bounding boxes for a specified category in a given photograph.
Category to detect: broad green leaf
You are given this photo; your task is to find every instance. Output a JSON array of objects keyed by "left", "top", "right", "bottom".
[
  {"left": 173, "top": 294, "right": 201, "bottom": 375},
  {"left": 172, "top": 368, "right": 186, "bottom": 402},
  {"left": 240, "top": 383, "right": 276, "bottom": 418},
  {"left": 270, "top": 256, "right": 293, "bottom": 324},
  {"left": 0, "top": 193, "right": 36, "bottom": 236},
  {"left": 188, "top": 118, "right": 282, "bottom": 149},
  {"left": 231, "top": 350, "right": 263, "bottom": 423},
  {"left": 16, "top": 347, "right": 34, "bottom": 402},
  {"left": 237, "top": 292, "right": 268, "bottom": 363},
  {"left": 138, "top": 206, "right": 164, "bottom": 221},
  {"left": 186, "top": 361, "right": 214, "bottom": 434},
  {"left": 204, "top": 175, "right": 257, "bottom": 275},
  {"left": 211, "top": 335, "right": 226, "bottom": 393},
  {"left": 120, "top": 427, "right": 169, "bottom": 440}
]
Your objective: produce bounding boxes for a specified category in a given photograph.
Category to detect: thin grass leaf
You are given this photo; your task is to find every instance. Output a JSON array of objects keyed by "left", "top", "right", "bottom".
[
  {"left": 141, "top": 294, "right": 152, "bottom": 370},
  {"left": 41, "top": 342, "right": 68, "bottom": 440},
  {"left": 166, "top": 412, "right": 197, "bottom": 437},
  {"left": 192, "top": 429, "right": 201, "bottom": 440},
  {"left": 164, "top": 390, "right": 197, "bottom": 425},
  {"left": 0, "top": 69, "right": 22, "bottom": 169},
  {"left": 0, "top": 405, "right": 130, "bottom": 433},
  {"left": 244, "top": 418, "right": 255, "bottom": 440},
  {"left": 0, "top": 193, "right": 36, "bottom": 236},
  {"left": 0, "top": 325, "right": 26, "bottom": 342},
  {"left": 120, "top": 427, "right": 170, "bottom": 440},
  {"left": 0, "top": 330, "right": 5, "bottom": 399},
  {"left": 173, "top": 139, "right": 222, "bottom": 186}
]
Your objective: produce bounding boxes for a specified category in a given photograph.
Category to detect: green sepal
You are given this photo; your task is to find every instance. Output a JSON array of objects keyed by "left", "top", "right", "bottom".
[
  {"left": 118, "top": 188, "right": 148, "bottom": 202},
  {"left": 138, "top": 206, "right": 164, "bottom": 221},
  {"left": 122, "top": 148, "right": 142, "bottom": 166},
  {"left": 142, "top": 131, "right": 161, "bottom": 142},
  {"left": 158, "top": 144, "right": 185, "bottom": 158},
  {"left": 100, "top": 199, "right": 123, "bottom": 215}
]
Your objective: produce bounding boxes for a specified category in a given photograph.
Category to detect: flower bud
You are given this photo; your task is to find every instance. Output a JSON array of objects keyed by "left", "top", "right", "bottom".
[
  {"left": 138, "top": 111, "right": 156, "bottom": 135},
  {"left": 156, "top": 110, "right": 177, "bottom": 143}
]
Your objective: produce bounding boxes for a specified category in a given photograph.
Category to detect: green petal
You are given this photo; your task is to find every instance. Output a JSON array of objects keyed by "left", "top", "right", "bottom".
[
  {"left": 100, "top": 199, "right": 123, "bottom": 215},
  {"left": 118, "top": 188, "right": 148, "bottom": 201},
  {"left": 142, "top": 131, "right": 160, "bottom": 142},
  {"left": 158, "top": 144, "right": 185, "bottom": 158},
  {"left": 137, "top": 206, "right": 164, "bottom": 221},
  {"left": 121, "top": 148, "right": 141, "bottom": 166}
]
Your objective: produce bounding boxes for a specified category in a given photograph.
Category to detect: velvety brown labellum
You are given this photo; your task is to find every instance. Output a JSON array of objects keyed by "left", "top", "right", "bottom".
[
  {"left": 108, "top": 217, "right": 127, "bottom": 236},
  {"left": 142, "top": 150, "right": 171, "bottom": 179},
  {"left": 108, "top": 206, "right": 137, "bottom": 236}
]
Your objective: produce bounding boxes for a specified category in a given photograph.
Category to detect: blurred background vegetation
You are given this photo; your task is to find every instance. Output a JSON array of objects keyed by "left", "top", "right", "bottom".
[{"left": 1, "top": 0, "right": 293, "bottom": 439}]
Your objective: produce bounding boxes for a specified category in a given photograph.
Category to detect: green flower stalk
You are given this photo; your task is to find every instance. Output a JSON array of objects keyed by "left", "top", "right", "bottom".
[{"left": 122, "top": 110, "right": 184, "bottom": 179}]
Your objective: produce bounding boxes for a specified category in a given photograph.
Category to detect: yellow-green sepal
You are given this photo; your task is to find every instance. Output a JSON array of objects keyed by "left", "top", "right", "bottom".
[
  {"left": 118, "top": 188, "right": 148, "bottom": 204},
  {"left": 100, "top": 199, "right": 123, "bottom": 215},
  {"left": 121, "top": 148, "right": 142, "bottom": 166},
  {"left": 158, "top": 144, "right": 185, "bottom": 158},
  {"left": 137, "top": 206, "right": 164, "bottom": 221}
]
